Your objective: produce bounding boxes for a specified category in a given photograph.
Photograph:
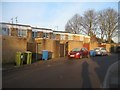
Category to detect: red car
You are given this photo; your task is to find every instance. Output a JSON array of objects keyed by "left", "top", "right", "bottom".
[{"left": 68, "top": 47, "right": 89, "bottom": 59}]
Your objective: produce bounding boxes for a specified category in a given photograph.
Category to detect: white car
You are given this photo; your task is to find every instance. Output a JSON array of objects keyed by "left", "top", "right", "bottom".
[{"left": 94, "top": 47, "right": 108, "bottom": 56}]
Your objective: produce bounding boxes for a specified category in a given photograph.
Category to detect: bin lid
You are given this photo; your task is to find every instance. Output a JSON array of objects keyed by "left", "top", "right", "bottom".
[
  {"left": 90, "top": 50, "right": 94, "bottom": 51},
  {"left": 24, "top": 51, "right": 32, "bottom": 53},
  {"left": 16, "top": 51, "right": 22, "bottom": 54},
  {"left": 42, "top": 50, "right": 48, "bottom": 51}
]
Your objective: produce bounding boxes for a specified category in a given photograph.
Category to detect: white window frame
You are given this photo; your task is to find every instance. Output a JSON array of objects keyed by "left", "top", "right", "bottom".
[
  {"left": 51, "top": 34, "right": 56, "bottom": 40},
  {"left": 2, "top": 27, "right": 9, "bottom": 35},
  {"left": 42, "top": 32, "right": 49, "bottom": 38},
  {"left": 32, "top": 31, "right": 38, "bottom": 38},
  {"left": 68, "top": 35, "right": 73, "bottom": 40},
  {"left": 80, "top": 36, "right": 84, "bottom": 41},
  {"left": 18, "top": 29, "right": 27, "bottom": 37},
  {"left": 60, "top": 34, "right": 65, "bottom": 40}
]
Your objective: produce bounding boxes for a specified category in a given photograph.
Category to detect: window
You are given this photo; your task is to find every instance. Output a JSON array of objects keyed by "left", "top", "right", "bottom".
[
  {"left": 72, "top": 48, "right": 80, "bottom": 52},
  {"left": 101, "top": 48, "right": 106, "bottom": 50},
  {"left": 80, "top": 36, "right": 84, "bottom": 41},
  {"left": 18, "top": 29, "right": 27, "bottom": 37},
  {"left": 60, "top": 34, "right": 65, "bottom": 40},
  {"left": 42, "top": 33, "right": 49, "bottom": 38},
  {"left": 68, "top": 35, "right": 73, "bottom": 40},
  {"left": 32, "top": 31, "right": 37, "bottom": 38},
  {"left": 2, "top": 27, "right": 9, "bottom": 35},
  {"left": 51, "top": 34, "right": 56, "bottom": 39},
  {"left": 94, "top": 48, "right": 100, "bottom": 51},
  {"left": 81, "top": 48, "right": 85, "bottom": 51}
]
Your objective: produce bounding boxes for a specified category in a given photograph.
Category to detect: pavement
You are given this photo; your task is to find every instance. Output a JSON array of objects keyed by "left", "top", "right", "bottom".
[{"left": 2, "top": 57, "right": 68, "bottom": 73}]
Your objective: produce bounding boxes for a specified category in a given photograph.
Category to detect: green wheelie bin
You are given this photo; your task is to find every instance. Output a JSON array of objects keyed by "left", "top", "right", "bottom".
[
  {"left": 23, "top": 51, "right": 32, "bottom": 64},
  {"left": 15, "top": 52, "right": 24, "bottom": 66}
]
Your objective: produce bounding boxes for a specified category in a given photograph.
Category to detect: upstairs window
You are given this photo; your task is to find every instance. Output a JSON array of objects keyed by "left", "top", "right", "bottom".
[
  {"left": 18, "top": 29, "right": 27, "bottom": 37},
  {"left": 80, "top": 36, "right": 84, "bottom": 41},
  {"left": 60, "top": 34, "right": 65, "bottom": 40},
  {"left": 42, "top": 33, "right": 49, "bottom": 38},
  {"left": 68, "top": 35, "right": 73, "bottom": 40},
  {"left": 51, "top": 34, "right": 56, "bottom": 39},
  {"left": 32, "top": 31, "right": 38, "bottom": 38},
  {"left": 2, "top": 27, "right": 9, "bottom": 35}
]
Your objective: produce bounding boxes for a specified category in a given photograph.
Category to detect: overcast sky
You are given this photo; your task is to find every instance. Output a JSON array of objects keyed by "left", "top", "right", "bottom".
[{"left": 1, "top": 1, "right": 119, "bottom": 42}]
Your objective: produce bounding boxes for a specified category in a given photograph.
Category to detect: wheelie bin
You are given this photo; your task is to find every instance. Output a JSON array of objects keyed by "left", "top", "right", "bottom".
[
  {"left": 90, "top": 50, "right": 96, "bottom": 57},
  {"left": 42, "top": 50, "right": 49, "bottom": 60},
  {"left": 15, "top": 52, "right": 24, "bottom": 66},
  {"left": 23, "top": 51, "right": 32, "bottom": 64}
]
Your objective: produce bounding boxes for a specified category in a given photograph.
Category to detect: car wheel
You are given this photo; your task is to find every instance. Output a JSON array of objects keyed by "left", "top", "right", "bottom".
[{"left": 80, "top": 55, "right": 82, "bottom": 59}]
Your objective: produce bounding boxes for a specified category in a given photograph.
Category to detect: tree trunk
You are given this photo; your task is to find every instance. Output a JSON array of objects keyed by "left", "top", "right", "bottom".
[{"left": 108, "top": 36, "right": 111, "bottom": 44}]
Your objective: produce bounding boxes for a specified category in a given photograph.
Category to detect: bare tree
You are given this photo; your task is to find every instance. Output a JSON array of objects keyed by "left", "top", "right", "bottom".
[
  {"left": 98, "top": 10, "right": 107, "bottom": 42},
  {"left": 81, "top": 10, "right": 98, "bottom": 36},
  {"left": 98, "top": 8, "right": 118, "bottom": 43},
  {"left": 65, "top": 14, "right": 82, "bottom": 34}
]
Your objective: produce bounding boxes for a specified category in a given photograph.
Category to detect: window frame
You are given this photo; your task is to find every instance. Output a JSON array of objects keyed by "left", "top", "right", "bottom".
[
  {"left": 18, "top": 28, "right": 27, "bottom": 37},
  {"left": 2, "top": 27, "right": 9, "bottom": 35}
]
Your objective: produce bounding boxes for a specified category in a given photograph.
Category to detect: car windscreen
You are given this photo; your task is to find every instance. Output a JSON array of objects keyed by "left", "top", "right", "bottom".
[
  {"left": 94, "top": 48, "right": 100, "bottom": 51},
  {"left": 72, "top": 48, "right": 80, "bottom": 52},
  {"left": 101, "top": 48, "right": 106, "bottom": 50}
]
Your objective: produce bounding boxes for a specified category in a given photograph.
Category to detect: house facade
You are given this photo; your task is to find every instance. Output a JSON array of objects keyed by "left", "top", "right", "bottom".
[
  {"left": 1, "top": 22, "right": 91, "bottom": 63},
  {"left": 1, "top": 22, "right": 33, "bottom": 63}
]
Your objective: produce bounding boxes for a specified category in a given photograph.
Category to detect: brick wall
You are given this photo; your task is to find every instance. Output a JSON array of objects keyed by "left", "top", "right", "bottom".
[
  {"left": 10, "top": 28, "right": 18, "bottom": 37},
  {"left": 35, "top": 38, "right": 60, "bottom": 58},
  {"left": 56, "top": 34, "right": 60, "bottom": 40},
  {"left": 43, "top": 39, "right": 60, "bottom": 58},
  {"left": 73, "top": 35, "right": 80, "bottom": 41},
  {"left": 27, "top": 30, "right": 34, "bottom": 43},
  {"left": 65, "top": 34, "right": 68, "bottom": 40},
  {"left": 2, "top": 36, "right": 27, "bottom": 63},
  {"left": 27, "top": 42, "right": 36, "bottom": 53},
  {"left": 90, "top": 42, "right": 99, "bottom": 50},
  {"left": 106, "top": 44, "right": 111, "bottom": 52},
  {"left": 68, "top": 40, "right": 83, "bottom": 52}
]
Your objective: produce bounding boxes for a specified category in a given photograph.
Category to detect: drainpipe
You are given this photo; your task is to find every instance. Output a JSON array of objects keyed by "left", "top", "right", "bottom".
[
  {"left": 36, "top": 42, "right": 38, "bottom": 61},
  {"left": 35, "top": 28, "right": 38, "bottom": 61}
]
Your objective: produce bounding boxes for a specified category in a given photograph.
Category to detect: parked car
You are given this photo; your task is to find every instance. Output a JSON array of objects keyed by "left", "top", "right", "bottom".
[
  {"left": 68, "top": 47, "right": 89, "bottom": 59},
  {"left": 94, "top": 47, "right": 108, "bottom": 56}
]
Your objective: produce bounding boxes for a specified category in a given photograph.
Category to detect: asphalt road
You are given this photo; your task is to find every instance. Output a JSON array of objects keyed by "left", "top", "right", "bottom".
[{"left": 2, "top": 53, "right": 119, "bottom": 88}]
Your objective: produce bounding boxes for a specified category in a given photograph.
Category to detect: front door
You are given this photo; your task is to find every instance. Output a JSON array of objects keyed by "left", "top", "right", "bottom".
[
  {"left": 60, "top": 44, "right": 64, "bottom": 57},
  {"left": 65, "top": 42, "right": 68, "bottom": 56}
]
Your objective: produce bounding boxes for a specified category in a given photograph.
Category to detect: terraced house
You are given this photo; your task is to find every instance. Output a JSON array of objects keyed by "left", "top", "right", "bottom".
[{"left": 1, "top": 22, "right": 91, "bottom": 64}]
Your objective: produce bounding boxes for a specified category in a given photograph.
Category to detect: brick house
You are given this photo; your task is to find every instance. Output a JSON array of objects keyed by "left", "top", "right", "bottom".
[
  {"left": 1, "top": 22, "right": 33, "bottom": 63},
  {"left": 1, "top": 22, "right": 91, "bottom": 63}
]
